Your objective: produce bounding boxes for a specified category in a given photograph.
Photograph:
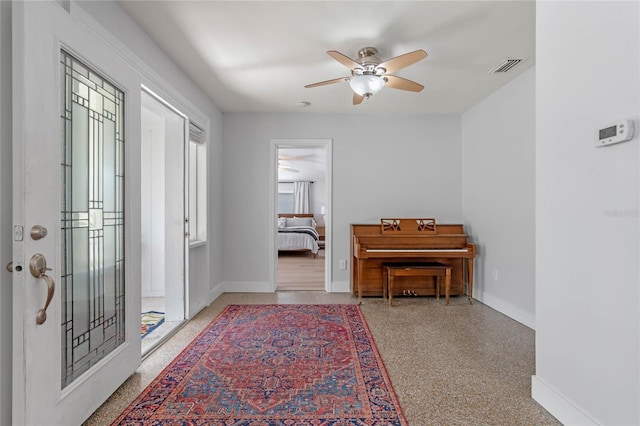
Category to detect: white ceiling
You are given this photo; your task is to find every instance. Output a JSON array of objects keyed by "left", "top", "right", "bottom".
[
  {"left": 116, "top": 0, "right": 535, "bottom": 115},
  {"left": 278, "top": 148, "right": 326, "bottom": 182}
]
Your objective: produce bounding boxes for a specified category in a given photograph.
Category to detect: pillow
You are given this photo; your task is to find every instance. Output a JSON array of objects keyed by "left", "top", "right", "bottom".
[
  {"left": 278, "top": 217, "right": 286, "bottom": 228},
  {"left": 286, "top": 217, "right": 313, "bottom": 227}
]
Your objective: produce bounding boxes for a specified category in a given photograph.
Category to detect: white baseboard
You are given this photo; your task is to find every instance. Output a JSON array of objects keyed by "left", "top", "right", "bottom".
[
  {"left": 141, "top": 291, "right": 165, "bottom": 298},
  {"left": 475, "top": 291, "right": 536, "bottom": 329},
  {"left": 216, "top": 281, "right": 351, "bottom": 294},
  {"left": 532, "top": 375, "right": 599, "bottom": 425},
  {"left": 188, "top": 301, "right": 207, "bottom": 320},
  {"left": 208, "top": 282, "right": 224, "bottom": 304},
  {"left": 221, "top": 281, "right": 272, "bottom": 293},
  {"left": 330, "top": 280, "right": 350, "bottom": 293}
]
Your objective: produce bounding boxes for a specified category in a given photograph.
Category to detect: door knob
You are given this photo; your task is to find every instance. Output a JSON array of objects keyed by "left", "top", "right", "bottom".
[
  {"left": 30, "top": 225, "right": 48, "bottom": 240},
  {"left": 29, "top": 254, "right": 55, "bottom": 325}
]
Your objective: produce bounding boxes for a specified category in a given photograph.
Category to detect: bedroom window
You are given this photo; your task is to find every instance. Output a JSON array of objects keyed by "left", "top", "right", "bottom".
[
  {"left": 189, "top": 123, "right": 207, "bottom": 245},
  {"left": 278, "top": 182, "right": 294, "bottom": 214}
]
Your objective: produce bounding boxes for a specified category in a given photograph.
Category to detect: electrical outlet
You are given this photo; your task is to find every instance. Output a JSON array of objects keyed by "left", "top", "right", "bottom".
[
  {"left": 339, "top": 260, "right": 347, "bottom": 270},
  {"left": 492, "top": 269, "right": 498, "bottom": 281}
]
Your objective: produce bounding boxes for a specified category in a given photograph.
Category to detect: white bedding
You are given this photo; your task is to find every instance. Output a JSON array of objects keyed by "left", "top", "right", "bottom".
[{"left": 277, "top": 228, "right": 319, "bottom": 254}]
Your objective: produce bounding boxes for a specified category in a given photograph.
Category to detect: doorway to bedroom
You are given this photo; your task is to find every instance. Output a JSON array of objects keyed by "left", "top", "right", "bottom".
[{"left": 272, "top": 140, "right": 331, "bottom": 291}]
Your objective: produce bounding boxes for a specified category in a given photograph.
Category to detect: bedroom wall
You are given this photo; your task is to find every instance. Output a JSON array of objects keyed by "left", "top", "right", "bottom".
[
  {"left": 461, "top": 67, "right": 535, "bottom": 328},
  {"left": 222, "top": 113, "right": 462, "bottom": 292},
  {"left": 534, "top": 2, "right": 640, "bottom": 424},
  {"left": 76, "top": 0, "right": 224, "bottom": 316}
]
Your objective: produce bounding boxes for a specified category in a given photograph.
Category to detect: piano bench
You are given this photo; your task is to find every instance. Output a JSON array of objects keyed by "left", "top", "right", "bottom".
[{"left": 383, "top": 262, "right": 452, "bottom": 307}]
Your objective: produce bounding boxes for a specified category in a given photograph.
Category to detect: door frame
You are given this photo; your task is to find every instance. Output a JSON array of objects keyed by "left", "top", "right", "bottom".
[
  {"left": 269, "top": 139, "right": 332, "bottom": 292},
  {"left": 140, "top": 86, "right": 188, "bottom": 328}
]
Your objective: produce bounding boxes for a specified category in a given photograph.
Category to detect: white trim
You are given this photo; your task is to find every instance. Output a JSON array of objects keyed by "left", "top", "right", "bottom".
[
  {"left": 330, "top": 281, "right": 350, "bottom": 293},
  {"left": 475, "top": 291, "right": 536, "bottom": 330},
  {"left": 531, "top": 375, "right": 599, "bottom": 426},
  {"left": 141, "top": 83, "right": 188, "bottom": 119},
  {"left": 216, "top": 281, "right": 349, "bottom": 294},
  {"left": 208, "top": 283, "right": 224, "bottom": 304},
  {"left": 270, "top": 139, "right": 333, "bottom": 293}
]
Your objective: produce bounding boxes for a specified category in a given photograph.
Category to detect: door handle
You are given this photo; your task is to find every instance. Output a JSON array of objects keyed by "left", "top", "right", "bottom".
[{"left": 29, "top": 254, "right": 55, "bottom": 325}]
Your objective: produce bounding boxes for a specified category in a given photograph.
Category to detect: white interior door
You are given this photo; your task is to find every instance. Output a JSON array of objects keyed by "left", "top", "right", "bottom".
[{"left": 12, "top": 2, "right": 142, "bottom": 424}]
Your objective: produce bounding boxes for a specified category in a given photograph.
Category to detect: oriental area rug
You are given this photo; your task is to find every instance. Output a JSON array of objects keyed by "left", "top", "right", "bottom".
[{"left": 113, "top": 304, "right": 407, "bottom": 425}]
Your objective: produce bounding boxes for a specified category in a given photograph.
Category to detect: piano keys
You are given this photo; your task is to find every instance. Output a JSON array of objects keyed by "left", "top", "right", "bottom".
[{"left": 351, "top": 219, "right": 476, "bottom": 304}]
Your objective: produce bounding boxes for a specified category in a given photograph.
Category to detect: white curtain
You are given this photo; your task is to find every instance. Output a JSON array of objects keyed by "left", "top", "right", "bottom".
[{"left": 293, "top": 181, "right": 310, "bottom": 213}]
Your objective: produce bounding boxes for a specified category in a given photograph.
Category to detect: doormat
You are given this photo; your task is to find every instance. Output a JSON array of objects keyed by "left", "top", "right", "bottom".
[
  {"left": 114, "top": 304, "right": 407, "bottom": 424},
  {"left": 141, "top": 311, "right": 165, "bottom": 339}
]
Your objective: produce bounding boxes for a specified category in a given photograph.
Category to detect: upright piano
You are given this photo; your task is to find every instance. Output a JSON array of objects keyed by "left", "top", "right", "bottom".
[{"left": 351, "top": 218, "right": 476, "bottom": 303}]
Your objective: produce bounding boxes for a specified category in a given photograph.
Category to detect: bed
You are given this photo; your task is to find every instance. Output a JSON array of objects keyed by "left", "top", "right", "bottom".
[{"left": 277, "top": 213, "right": 320, "bottom": 258}]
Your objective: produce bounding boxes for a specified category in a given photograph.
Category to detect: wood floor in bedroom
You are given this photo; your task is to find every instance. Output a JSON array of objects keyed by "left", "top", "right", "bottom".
[{"left": 277, "top": 249, "right": 325, "bottom": 291}]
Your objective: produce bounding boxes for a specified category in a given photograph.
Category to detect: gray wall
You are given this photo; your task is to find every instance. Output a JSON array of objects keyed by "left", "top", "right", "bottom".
[
  {"left": 222, "top": 113, "right": 462, "bottom": 291},
  {"left": 534, "top": 2, "right": 639, "bottom": 424},
  {"left": 461, "top": 67, "right": 535, "bottom": 327}
]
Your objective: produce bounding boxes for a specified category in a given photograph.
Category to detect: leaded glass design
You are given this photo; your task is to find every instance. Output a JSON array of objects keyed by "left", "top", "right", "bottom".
[{"left": 60, "top": 51, "right": 125, "bottom": 388}]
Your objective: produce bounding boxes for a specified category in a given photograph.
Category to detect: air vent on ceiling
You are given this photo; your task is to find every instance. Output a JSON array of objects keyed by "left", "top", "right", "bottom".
[{"left": 489, "top": 58, "right": 524, "bottom": 73}]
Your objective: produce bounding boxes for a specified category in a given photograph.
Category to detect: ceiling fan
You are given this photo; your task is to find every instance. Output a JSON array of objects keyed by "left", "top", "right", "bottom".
[
  {"left": 305, "top": 47, "right": 427, "bottom": 105},
  {"left": 277, "top": 153, "right": 318, "bottom": 173},
  {"left": 278, "top": 154, "right": 300, "bottom": 173},
  {"left": 278, "top": 161, "right": 299, "bottom": 173}
]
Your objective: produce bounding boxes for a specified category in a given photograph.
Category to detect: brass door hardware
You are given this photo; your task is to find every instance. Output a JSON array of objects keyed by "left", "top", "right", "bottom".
[
  {"left": 30, "top": 225, "right": 48, "bottom": 240},
  {"left": 29, "top": 254, "right": 55, "bottom": 325}
]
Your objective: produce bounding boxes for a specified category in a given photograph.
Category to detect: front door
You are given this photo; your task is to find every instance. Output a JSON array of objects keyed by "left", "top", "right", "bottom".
[{"left": 12, "top": 2, "right": 142, "bottom": 424}]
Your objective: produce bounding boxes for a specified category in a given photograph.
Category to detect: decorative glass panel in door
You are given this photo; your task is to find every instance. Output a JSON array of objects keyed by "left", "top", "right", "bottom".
[{"left": 60, "top": 50, "right": 125, "bottom": 387}]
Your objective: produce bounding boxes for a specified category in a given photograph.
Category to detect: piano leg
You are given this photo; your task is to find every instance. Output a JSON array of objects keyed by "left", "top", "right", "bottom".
[
  {"left": 445, "top": 267, "right": 451, "bottom": 305},
  {"left": 467, "top": 257, "right": 474, "bottom": 304},
  {"left": 357, "top": 259, "right": 363, "bottom": 305},
  {"left": 388, "top": 269, "right": 394, "bottom": 307}
]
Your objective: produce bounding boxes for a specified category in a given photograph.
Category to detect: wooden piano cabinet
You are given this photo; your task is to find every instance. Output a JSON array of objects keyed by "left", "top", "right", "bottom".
[{"left": 350, "top": 222, "right": 476, "bottom": 304}]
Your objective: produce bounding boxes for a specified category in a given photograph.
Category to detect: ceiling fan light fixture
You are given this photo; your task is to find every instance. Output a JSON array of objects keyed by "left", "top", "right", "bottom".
[{"left": 349, "top": 75, "right": 385, "bottom": 97}]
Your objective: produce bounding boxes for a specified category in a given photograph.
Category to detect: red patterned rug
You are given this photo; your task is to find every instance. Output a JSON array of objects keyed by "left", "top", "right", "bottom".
[{"left": 113, "top": 304, "right": 407, "bottom": 425}]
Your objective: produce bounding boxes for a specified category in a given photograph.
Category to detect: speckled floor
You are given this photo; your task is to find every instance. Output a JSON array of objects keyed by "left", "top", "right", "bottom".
[{"left": 85, "top": 292, "right": 560, "bottom": 426}]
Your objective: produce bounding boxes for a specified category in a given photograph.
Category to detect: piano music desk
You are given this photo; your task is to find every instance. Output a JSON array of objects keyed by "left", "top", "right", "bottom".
[{"left": 384, "top": 263, "right": 452, "bottom": 306}]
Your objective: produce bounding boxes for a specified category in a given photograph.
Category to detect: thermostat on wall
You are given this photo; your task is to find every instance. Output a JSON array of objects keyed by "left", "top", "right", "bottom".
[{"left": 597, "top": 120, "right": 635, "bottom": 147}]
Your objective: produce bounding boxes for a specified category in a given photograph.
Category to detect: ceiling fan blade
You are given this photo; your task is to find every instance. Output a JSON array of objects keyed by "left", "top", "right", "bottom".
[
  {"left": 278, "top": 165, "right": 299, "bottom": 173},
  {"left": 353, "top": 93, "right": 364, "bottom": 105},
  {"left": 327, "top": 50, "right": 362, "bottom": 70},
  {"left": 278, "top": 154, "right": 313, "bottom": 161},
  {"left": 305, "top": 76, "right": 350, "bottom": 88},
  {"left": 384, "top": 75, "right": 424, "bottom": 92},
  {"left": 377, "top": 49, "right": 427, "bottom": 74},
  {"left": 279, "top": 154, "right": 314, "bottom": 161}
]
